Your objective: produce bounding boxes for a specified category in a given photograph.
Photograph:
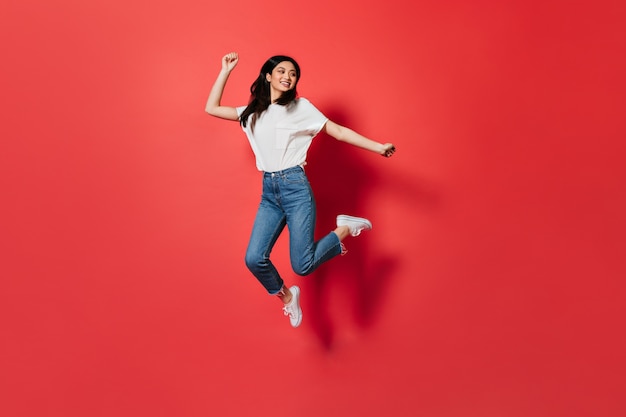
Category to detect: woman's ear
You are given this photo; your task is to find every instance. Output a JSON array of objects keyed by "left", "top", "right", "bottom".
[{"left": 266, "top": 73, "right": 271, "bottom": 82}]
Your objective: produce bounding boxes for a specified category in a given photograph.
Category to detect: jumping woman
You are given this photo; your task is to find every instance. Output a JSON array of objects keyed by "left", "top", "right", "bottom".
[{"left": 205, "top": 52, "right": 396, "bottom": 328}]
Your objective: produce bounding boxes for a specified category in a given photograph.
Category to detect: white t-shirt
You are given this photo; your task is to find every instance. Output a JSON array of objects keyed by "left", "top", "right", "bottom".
[{"left": 236, "top": 98, "right": 328, "bottom": 172}]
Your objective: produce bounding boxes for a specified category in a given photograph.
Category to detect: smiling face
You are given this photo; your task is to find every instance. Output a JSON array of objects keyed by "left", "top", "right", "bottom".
[{"left": 266, "top": 61, "right": 298, "bottom": 102}]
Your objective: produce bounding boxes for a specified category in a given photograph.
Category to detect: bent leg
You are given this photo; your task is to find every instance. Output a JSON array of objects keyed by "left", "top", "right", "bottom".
[{"left": 283, "top": 179, "right": 342, "bottom": 276}]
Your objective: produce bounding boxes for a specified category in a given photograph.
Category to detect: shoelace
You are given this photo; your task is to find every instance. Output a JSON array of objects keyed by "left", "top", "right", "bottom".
[
  {"left": 352, "top": 223, "right": 371, "bottom": 236},
  {"left": 283, "top": 305, "right": 294, "bottom": 317}
]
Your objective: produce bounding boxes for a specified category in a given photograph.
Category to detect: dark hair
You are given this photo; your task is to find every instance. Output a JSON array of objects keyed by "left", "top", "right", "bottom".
[{"left": 239, "top": 55, "right": 301, "bottom": 130}]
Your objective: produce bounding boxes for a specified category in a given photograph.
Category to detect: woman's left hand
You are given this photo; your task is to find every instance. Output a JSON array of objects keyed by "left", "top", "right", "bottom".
[{"left": 382, "top": 143, "right": 396, "bottom": 158}]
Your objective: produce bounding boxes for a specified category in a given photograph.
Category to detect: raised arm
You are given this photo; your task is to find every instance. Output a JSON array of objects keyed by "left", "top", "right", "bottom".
[
  {"left": 323, "top": 120, "right": 396, "bottom": 158},
  {"left": 205, "top": 52, "right": 240, "bottom": 121}
]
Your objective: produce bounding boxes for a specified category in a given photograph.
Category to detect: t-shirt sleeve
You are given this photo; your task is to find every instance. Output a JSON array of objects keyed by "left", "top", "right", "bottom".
[{"left": 298, "top": 98, "right": 329, "bottom": 136}]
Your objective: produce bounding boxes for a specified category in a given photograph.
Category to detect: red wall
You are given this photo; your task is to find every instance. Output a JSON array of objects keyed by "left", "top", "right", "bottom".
[{"left": 2, "top": 1, "right": 625, "bottom": 416}]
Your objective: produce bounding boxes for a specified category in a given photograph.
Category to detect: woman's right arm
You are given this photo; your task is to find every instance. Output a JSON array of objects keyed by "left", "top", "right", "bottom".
[{"left": 205, "top": 52, "right": 240, "bottom": 121}]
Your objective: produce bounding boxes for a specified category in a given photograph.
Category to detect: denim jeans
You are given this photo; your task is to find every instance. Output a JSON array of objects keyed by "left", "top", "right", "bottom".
[{"left": 245, "top": 166, "right": 342, "bottom": 294}]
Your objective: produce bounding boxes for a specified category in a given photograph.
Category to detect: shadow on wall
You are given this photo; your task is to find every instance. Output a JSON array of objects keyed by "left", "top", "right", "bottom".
[{"left": 304, "top": 109, "right": 440, "bottom": 350}]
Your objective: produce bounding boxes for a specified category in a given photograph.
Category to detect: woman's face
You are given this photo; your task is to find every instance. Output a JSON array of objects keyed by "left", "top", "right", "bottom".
[{"left": 266, "top": 61, "right": 298, "bottom": 98}]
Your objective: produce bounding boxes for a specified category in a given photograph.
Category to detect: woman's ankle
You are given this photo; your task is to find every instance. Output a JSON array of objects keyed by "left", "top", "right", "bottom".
[{"left": 276, "top": 286, "right": 291, "bottom": 303}]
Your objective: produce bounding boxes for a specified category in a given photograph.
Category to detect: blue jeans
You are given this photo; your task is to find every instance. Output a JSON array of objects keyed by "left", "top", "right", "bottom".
[{"left": 245, "top": 166, "right": 342, "bottom": 294}]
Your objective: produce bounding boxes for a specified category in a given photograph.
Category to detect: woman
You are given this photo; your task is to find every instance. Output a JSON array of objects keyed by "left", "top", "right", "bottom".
[{"left": 206, "top": 52, "right": 396, "bottom": 328}]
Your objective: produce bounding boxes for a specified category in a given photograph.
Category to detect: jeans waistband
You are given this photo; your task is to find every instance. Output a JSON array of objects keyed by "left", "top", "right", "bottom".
[{"left": 263, "top": 165, "right": 304, "bottom": 178}]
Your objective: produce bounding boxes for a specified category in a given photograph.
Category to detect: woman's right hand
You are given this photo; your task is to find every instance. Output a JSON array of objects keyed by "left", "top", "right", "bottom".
[{"left": 221, "top": 52, "right": 239, "bottom": 72}]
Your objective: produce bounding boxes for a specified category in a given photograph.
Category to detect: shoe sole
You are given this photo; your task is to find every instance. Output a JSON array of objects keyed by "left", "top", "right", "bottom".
[{"left": 289, "top": 286, "right": 302, "bottom": 328}]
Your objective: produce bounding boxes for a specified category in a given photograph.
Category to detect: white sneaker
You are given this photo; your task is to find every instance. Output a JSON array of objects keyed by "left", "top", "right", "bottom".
[
  {"left": 336, "top": 215, "right": 372, "bottom": 237},
  {"left": 283, "top": 285, "right": 302, "bottom": 328}
]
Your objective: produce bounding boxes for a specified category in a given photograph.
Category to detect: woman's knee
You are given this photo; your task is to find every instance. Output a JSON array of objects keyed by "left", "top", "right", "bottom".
[
  {"left": 244, "top": 250, "right": 264, "bottom": 273},
  {"left": 291, "top": 258, "right": 314, "bottom": 276}
]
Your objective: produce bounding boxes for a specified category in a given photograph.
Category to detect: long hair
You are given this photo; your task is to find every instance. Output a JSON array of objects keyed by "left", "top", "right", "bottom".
[{"left": 239, "top": 55, "right": 301, "bottom": 130}]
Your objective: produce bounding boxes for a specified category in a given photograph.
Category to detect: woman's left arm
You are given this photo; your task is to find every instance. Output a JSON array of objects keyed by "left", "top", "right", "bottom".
[{"left": 323, "top": 120, "right": 396, "bottom": 158}]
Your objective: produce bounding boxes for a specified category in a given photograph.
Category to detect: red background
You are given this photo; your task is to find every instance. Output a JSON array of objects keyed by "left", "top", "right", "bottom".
[{"left": 2, "top": 1, "right": 625, "bottom": 416}]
